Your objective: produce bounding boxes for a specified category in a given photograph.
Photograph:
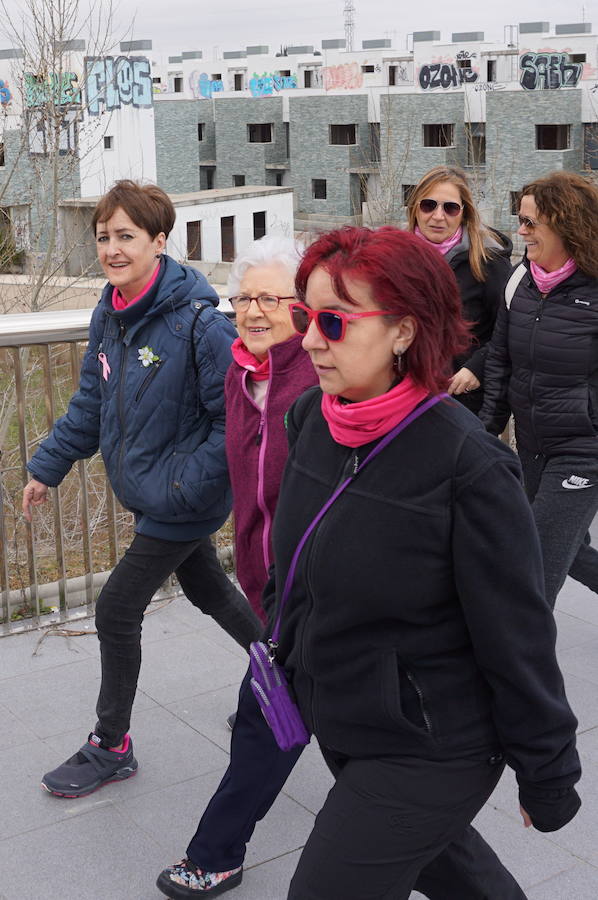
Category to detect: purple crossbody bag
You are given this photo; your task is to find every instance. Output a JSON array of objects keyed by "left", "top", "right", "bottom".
[{"left": 249, "top": 394, "right": 447, "bottom": 751}]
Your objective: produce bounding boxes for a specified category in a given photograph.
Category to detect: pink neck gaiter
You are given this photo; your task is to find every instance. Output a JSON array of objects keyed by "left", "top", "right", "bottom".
[
  {"left": 112, "top": 262, "right": 161, "bottom": 311},
  {"left": 530, "top": 258, "right": 577, "bottom": 295},
  {"left": 320, "top": 375, "right": 430, "bottom": 448},
  {"left": 231, "top": 337, "right": 270, "bottom": 381},
  {"left": 415, "top": 225, "right": 463, "bottom": 256}
]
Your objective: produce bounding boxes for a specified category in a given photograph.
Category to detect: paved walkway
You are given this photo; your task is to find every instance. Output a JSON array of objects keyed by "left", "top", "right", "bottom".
[{"left": 0, "top": 573, "right": 597, "bottom": 899}]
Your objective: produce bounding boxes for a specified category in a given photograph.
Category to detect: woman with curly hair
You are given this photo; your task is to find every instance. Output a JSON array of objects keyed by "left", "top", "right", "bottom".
[
  {"left": 481, "top": 170, "right": 598, "bottom": 608},
  {"left": 407, "top": 165, "right": 512, "bottom": 413}
]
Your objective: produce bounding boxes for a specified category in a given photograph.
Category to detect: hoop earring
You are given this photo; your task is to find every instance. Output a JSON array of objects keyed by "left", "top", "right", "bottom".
[{"left": 155, "top": 253, "right": 162, "bottom": 259}]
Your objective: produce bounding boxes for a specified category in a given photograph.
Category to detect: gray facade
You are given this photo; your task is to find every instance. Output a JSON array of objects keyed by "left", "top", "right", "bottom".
[
  {"left": 486, "top": 90, "right": 583, "bottom": 232},
  {"left": 154, "top": 99, "right": 217, "bottom": 193},
  {"left": 213, "top": 97, "right": 286, "bottom": 189},
  {"left": 0, "top": 129, "right": 81, "bottom": 260},
  {"left": 288, "top": 94, "right": 371, "bottom": 216}
]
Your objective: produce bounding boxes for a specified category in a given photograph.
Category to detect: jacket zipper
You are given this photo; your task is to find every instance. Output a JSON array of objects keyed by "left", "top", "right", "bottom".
[
  {"left": 300, "top": 448, "right": 359, "bottom": 732},
  {"left": 241, "top": 367, "right": 274, "bottom": 577},
  {"left": 135, "top": 359, "right": 162, "bottom": 403},
  {"left": 404, "top": 667, "right": 433, "bottom": 734},
  {"left": 528, "top": 289, "right": 545, "bottom": 452},
  {"left": 116, "top": 321, "right": 129, "bottom": 499}
]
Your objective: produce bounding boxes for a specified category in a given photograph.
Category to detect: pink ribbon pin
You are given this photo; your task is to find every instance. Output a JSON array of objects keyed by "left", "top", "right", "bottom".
[{"left": 98, "top": 352, "right": 111, "bottom": 381}]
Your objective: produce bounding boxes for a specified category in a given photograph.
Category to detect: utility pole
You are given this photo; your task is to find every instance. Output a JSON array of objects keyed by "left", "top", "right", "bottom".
[{"left": 344, "top": 1, "right": 355, "bottom": 52}]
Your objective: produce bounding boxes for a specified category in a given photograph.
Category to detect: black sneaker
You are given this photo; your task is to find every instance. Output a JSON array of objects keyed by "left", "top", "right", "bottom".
[
  {"left": 156, "top": 859, "right": 243, "bottom": 898},
  {"left": 41, "top": 733, "right": 138, "bottom": 798}
]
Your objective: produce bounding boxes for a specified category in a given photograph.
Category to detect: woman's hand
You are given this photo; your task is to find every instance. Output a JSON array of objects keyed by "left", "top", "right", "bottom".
[
  {"left": 520, "top": 805, "right": 532, "bottom": 828},
  {"left": 22, "top": 478, "right": 49, "bottom": 522},
  {"left": 448, "top": 367, "right": 481, "bottom": 396}
]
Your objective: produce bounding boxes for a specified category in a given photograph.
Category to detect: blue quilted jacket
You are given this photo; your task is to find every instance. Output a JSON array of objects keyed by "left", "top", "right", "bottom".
[{"left": 27, "top": 256, "right": 237, "bottom": 540}]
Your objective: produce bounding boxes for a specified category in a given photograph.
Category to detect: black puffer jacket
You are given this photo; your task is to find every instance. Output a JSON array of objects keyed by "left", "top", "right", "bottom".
[
  {"left": 447, "top": 228, "right": 513, "bottom": 414},
  {"left": 480, "top": 259, "right": 598, "bottom": 456}
]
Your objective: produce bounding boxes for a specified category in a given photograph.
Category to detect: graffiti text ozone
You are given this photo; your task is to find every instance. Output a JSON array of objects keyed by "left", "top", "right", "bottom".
[
  {"left": 85, "top": 56, "right": 152, "bottom": 115},
  {"left": 419, "top": 63, "right": 478, "bottom": 90},
  {"left": 519, "top": 53, "right": 582, "bottom": 90}
]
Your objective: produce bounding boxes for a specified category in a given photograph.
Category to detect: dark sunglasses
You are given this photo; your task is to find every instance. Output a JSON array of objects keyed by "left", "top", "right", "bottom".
[
  {"left": 419, "top": 198, "right": 463, "bottom": 217},
  {"left": 517, "top": 215, "right": 538, "bottom": 230},
  {"left": 290, "top": 301, "right": 394, "bottom": 342}
]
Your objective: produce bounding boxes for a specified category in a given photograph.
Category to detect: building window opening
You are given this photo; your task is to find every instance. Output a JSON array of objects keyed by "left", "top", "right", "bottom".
[
  {"left": 312, "top": 178, "right": 327, "bottom": 200},
  {"left": 248, "top": 123, "right": 273, "bottom": 143},
  {"left": 234, "top": 73, "right": 244, "bottom": 91},
  {"left": 233, "top": 174, "right": 246, "bottom": 187},
  {"left": 104, "top": 135, "right": 113, "bottom": 150},
  {"left": 174, "top": 76, "right": 183, "bottom": 93},
  {"left": 536, "top": 124, "right": 570, "bottom": 150},
  {"left": 198, "top": 123, "right": 204, "bottom": 141},
  {"left": 304, "top": 69, "right": 313, "bottom": 88},
  {"left": 487, "top": 60, "right": 496, "bottom": 82},
  {"left": 329, "top": 124, "right": 357, "bottom": 145},
  {"left": 186, "top": 221, "right": 202, "bottom": 260},
  {"left": 423, "top": 123, "right": 454, "bottom": 147},
  {"left": 253, "top": 211, "right": 266, "bottom": 240}
]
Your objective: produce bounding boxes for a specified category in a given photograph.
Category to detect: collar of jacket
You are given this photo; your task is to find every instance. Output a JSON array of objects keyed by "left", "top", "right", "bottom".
[
  {"left": 235, "top": 332, "right": 310, "bottom": 378},
  {"left": 520, "top": 254, "right": 597, "bottom": 292},
  {"left": 446, "top": 226, "right": 513, "bottom": 267}
]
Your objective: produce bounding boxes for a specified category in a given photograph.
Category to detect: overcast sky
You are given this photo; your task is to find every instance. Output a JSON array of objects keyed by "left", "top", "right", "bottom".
[{"left": 1, "top": 0, "right": 595, "bottom": 56}]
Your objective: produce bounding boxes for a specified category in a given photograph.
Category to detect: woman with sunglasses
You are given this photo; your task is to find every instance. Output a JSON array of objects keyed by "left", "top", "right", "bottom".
[
  {"left": 408, "top": 166, "right": 512, "bottom": 413},
  {"left": 158, "top": 226, "right": 580, "bottom": 900},
  {"left": 481, "top": 171, "right": 598, "bottom": 609}
]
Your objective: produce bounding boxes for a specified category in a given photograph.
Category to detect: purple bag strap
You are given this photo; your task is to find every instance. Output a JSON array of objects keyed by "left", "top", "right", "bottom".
[{"left": 269, "top": 393, "right": 448, "bottom": 648}]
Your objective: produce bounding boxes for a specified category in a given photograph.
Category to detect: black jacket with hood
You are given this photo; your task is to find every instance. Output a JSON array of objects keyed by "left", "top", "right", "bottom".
[{"left": 447, "top": 227, "right": 513, "bottom": 413}]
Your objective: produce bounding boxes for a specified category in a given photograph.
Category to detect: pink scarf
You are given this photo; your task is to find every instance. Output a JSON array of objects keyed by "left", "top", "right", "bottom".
[
  {"left": 321, "top": 375, "right": 430, "bottom": 448},
  {"left": 415, "top": 225, "right": 463, "bottom": 256},
  {"left": 231, "top": 337, "right": 270, "bottom": 381},
  {"left": 112, "top": 262, "right": 161, "bottom": 311},
  {"left": 530, "top": 258, "right": 577, "bottom": 294}
]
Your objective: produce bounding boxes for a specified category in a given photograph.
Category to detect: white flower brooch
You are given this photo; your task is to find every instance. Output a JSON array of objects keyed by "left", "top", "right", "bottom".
[{"left": 138, "top": 346, "right": 161, "bottom": 367}]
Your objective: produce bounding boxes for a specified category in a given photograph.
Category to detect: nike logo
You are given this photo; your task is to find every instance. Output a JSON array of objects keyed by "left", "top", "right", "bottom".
[
  {"left": 562, "top": 476, "right": 596, "bottom": 490},
  {"left": 574, "top": 299, "right": 590, "bottom": 306}
]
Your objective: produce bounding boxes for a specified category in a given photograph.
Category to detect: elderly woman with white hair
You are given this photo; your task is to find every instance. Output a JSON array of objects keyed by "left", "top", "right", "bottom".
[
  {"left": 225, "top": 235, "right": 318, "bottom": 623},
  {"left": 156, "top": 236, "right": 317, "bottom": 898}
]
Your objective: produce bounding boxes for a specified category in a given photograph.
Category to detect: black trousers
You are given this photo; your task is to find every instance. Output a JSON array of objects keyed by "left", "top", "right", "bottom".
[
  {"left": 187, "top": 670, "right": 526, "bottom": 900},
  {"left": 518, "top": 450, "right": 598, "bottom": 609},
  {"left": 94, "top": 533, "right": 261, "bottom": 747},
  {"left": 288, "top": 751, "right": 527, "bottom": 900}
]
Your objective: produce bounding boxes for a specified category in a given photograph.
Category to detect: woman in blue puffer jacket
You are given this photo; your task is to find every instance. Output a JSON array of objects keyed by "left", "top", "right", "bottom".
[{"left": 22, "top": 180, "right": 261, "bottom": 799}]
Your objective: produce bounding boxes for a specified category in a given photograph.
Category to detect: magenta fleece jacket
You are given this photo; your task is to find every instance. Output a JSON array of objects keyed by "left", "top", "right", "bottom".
[{"left": 225, "top": 334, "right": 318, "bottom": 621}]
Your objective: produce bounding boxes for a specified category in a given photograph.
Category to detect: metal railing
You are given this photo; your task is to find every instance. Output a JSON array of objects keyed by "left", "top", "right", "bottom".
[{"left": 0, "top": 310, "right": 172, "bottom": 635}]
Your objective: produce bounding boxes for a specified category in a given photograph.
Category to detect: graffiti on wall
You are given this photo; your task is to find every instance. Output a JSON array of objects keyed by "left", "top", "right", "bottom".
[
  {"left": 0, "top": 79, "right": 11, "bottom": 105},
  {"left": 392, "top": 62, "right": 411, "bottom": 83},
  {"left": 473, "top": 82, "right": 506, "bottom": 92},
  {"left": 519, "top": 53, "right": 582, "bottom": 90},
  {"left": 322, "top": 62, "right": 363, "bottom": 91},
  {"left": 85, "top": 56, "right": 153, "bottom": 115},
  {"left": 189, "top": 72, "right": 224, "bottom": 99},
  {"left": 24, "top": 71, "right": 80, "bottom": 106},
  {"left": 249, "top": 72, "right": 297, "bottom": 97},
  {"left": 419, "top": 62, "right": 478, "bottom": 90}
]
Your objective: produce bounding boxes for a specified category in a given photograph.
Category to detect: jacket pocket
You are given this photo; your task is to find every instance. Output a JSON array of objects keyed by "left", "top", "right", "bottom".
[
  {"left": 135, "top": 359, "right": 164, "bottom": 403},
  {"left": 382, "top": 651, "right": 434, "bottom": 736}
]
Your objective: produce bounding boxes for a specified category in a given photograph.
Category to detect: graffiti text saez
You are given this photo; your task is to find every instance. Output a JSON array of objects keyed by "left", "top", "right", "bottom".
[
  {"left": 419, "top": 63, "right": 478, "bottom": 90},
  {"left": 519, "top": 53, "right": 582, "bottom": 90},
  {"left": 85, "top": 56, "right": 152, "bottom": 115}
]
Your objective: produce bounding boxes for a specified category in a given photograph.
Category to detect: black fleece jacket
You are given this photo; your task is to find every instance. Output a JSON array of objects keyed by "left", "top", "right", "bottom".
[{"left": 265, "top": 388, "right": 581, "bottom": 832}]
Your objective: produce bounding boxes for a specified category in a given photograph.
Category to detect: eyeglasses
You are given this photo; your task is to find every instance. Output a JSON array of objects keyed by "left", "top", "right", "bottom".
[
  {"left": 290, "top": 301, "right": 394, "bottom": 342},
  {"left": 229, "top": 293, "right": 295, "bottom": 312},
  {"left": 419, "top": 198, "right": 463, "bottom": 217},
  {"left": 517, "top": 215, "right": 539, "bottom": 230}
]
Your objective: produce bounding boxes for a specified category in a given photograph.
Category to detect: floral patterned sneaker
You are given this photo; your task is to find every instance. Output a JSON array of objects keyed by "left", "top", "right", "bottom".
[{"left": 156, "top": 859, "right": 243, "bottom": 898}]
